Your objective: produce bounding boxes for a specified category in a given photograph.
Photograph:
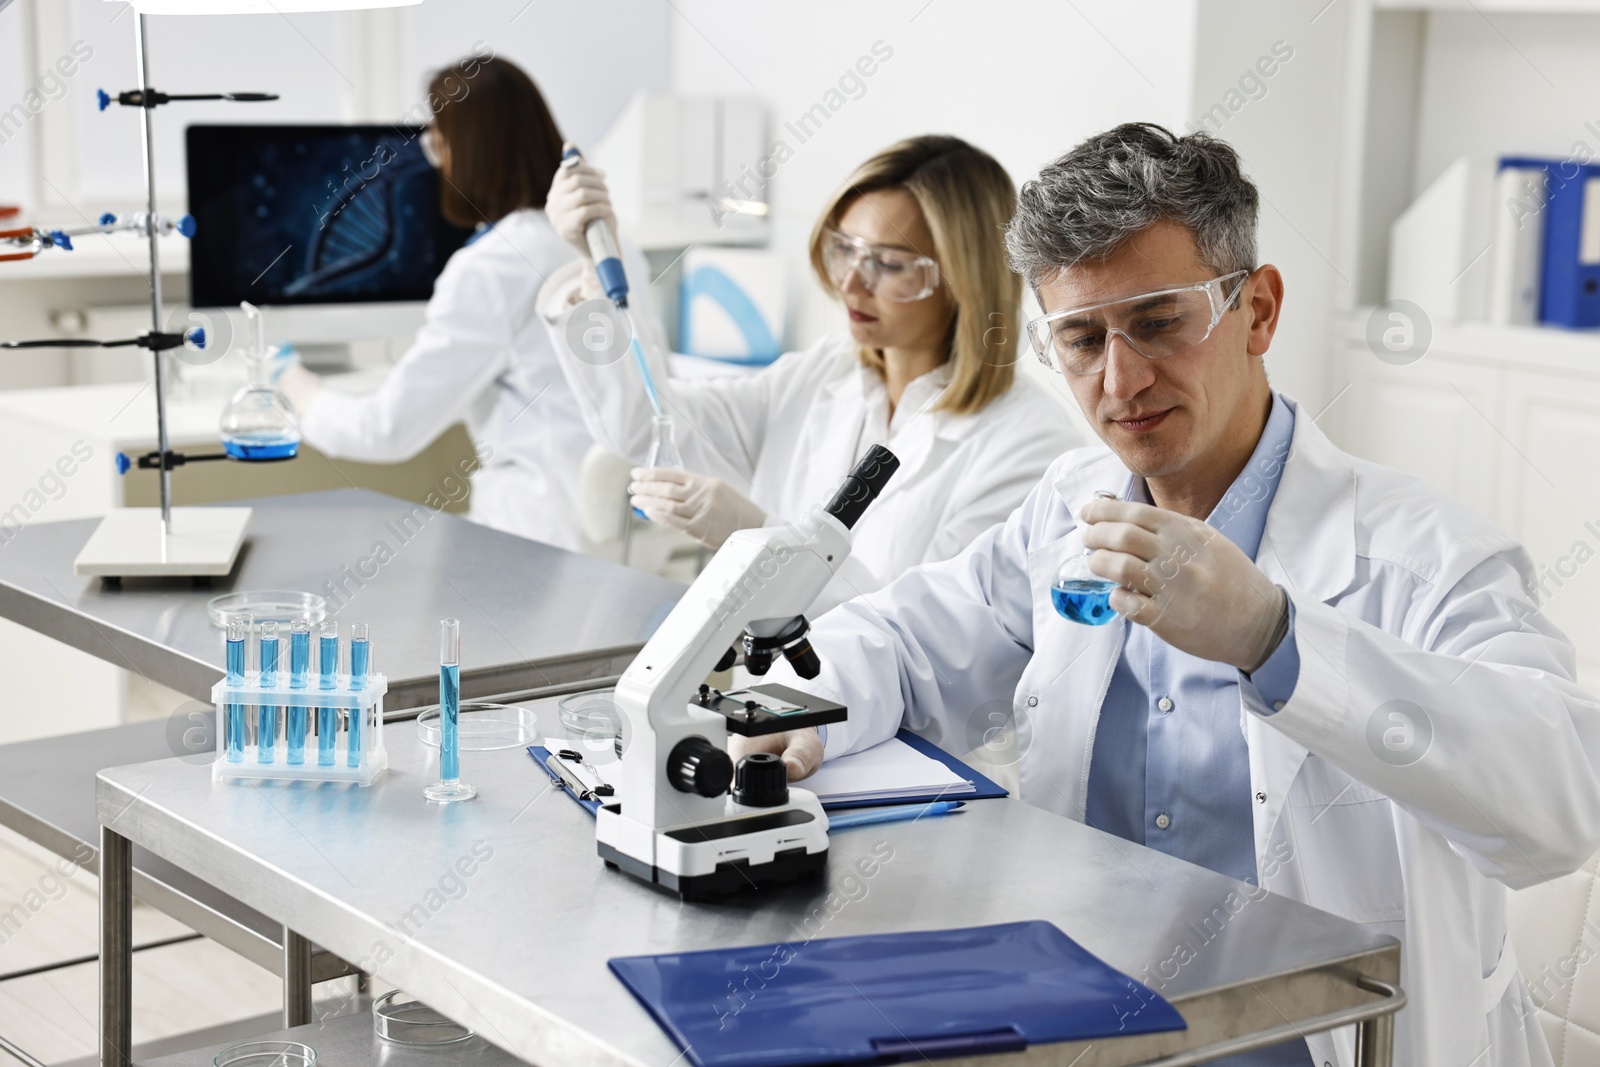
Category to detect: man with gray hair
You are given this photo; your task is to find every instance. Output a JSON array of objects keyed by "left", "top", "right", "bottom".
[{"left": 745, "top": 123, "right": 1598, "bottom": 1067}]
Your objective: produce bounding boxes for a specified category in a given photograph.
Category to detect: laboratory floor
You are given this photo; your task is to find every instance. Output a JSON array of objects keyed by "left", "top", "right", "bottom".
[{"left": 0, "top": 670, "right": 377, "bottom": 1065}]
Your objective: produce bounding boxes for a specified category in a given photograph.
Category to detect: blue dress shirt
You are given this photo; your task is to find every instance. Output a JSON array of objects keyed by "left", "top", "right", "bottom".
[
  {"left": 1084, "top": 394, "right": 1304, "bottom": 1066},
  {"left": 1086, "top": 392, "right": 1299, "bottom": 879}
]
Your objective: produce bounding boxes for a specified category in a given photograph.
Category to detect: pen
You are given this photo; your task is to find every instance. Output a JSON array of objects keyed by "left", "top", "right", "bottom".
[{"left": 826, "top": 800, "right": 966, "bottom": 831}]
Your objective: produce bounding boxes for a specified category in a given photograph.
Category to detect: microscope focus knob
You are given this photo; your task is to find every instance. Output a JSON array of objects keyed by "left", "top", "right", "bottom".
[
  {"left": 666, "top": 736, "right": 733, "bottom": 797},
  {"left": 732, "top": 753, "right": 789, "bottom": 808}
]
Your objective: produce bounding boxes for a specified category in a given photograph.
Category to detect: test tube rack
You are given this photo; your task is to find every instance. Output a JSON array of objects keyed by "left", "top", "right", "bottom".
[{"left": 211, "top": 673, "right": 388, "bottom": 786}]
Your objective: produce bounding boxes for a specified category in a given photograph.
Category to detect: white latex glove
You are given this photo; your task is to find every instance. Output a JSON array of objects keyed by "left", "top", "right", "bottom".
[
  {"left": 1079, "top": 497, "right": 1290, "bottom": 673},
  {"left": 729, "top": 729, "right": 824, "bottom": 782},
  {"left": 544, "top": 142, "right": 616, "bottom": 262},
  {"left": 263, "top": 342, "right": 300, "bottom": 384},
  {"left": 629, "top": 467, "right": 767, "bottom": 549}
]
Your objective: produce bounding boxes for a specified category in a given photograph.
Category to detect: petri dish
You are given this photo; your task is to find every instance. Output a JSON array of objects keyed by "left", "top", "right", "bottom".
[
  {"left": 207, "top": 590, "right": 326, "bottom": 630},
  {"left": 214, "top": 1041, "right": 316, "bottom": 1067},
  {"left": 415, "top": 702, "right": 537, "bottom": 751},
  {"left": 373, "top": 989, "right": 474, "bottom": 1045},
  {"left": 558, "top": 688, "right": 622, "bottom": 740}
]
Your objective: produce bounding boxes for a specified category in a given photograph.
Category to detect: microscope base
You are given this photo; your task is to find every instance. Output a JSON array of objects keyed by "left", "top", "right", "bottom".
[
  {"left": 599, "top": 839, "right": 826, "bottom": 901},
  {"left": 596, "top": 793, "right": 830, "bottom": 901}
]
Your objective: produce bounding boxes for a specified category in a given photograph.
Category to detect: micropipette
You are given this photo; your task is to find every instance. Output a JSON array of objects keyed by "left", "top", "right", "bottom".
[
  {"left": 258, "top": 621, "right": 279, "bottom": 763},
  {"left": 424, "top": 618, "right": 476, "bottom": 803},
  {"left": 560, "top": 146, "right": 629, "bottom": 308},
  {"left": 287, "top": 620, "right": 309, "bottom": 765},
  {"left": 317, "top": 621, "right": 337, "bottom": 767},
  {"left": 225, "top": 615, "right": 249, "bottom": 763},
  {"left": 348, "top": 623, "right": 370, "bottom": 768}
]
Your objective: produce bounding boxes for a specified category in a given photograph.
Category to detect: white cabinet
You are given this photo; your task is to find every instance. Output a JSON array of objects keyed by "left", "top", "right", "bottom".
[
  {"left": 1333, "top": 318, "right": 1600, "bottom": 683},
  {"left": 1338, "top": 348, "right": 1505, "bottom": 522},
  {"left": 1497, "top": 371, "right": 1600, "bottom": 679}
]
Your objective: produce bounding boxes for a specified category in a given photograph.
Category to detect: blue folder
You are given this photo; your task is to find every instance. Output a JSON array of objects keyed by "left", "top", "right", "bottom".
[
  {"left": 609, "top": 920, "right": 1185, "bottom": 1067},
  {"left": 529, "top": 729, "right": 1008, "bottom": 815}
]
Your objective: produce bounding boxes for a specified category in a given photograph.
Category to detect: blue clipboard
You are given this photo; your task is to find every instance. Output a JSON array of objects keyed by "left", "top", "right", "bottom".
[
  {"left": 528, "top": 729, "right": 1007, "bottom": 816},
  {"left": 824, "top": 729, "right": 1008, "bottom": 810},
  {"left": 609, "top": 920, "right": 1186, "bottom": 1067}
]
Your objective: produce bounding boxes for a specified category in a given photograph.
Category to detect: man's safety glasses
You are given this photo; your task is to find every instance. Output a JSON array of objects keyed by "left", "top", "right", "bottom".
[
  {"left": 1027, "top": 270, "right": 1250, "bottom": 376},
  {"left": 821, "top": 228, "right": 941, "bottom": 303}
]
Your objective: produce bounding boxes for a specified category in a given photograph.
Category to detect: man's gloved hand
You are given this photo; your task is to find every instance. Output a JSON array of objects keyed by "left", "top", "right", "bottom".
[
  {"left": 629, "top": 467, "right": 767, "bottom": 549},
  {"left": 1079, "top": 497, "right": 1290, "bottom": 673},
  {"left": 728, "top": 728, "right": 824, "bottom": 782},
  {"left": 545, "top": 142, "right": 616, "bottom": 262},
  {"left": 276, "top": 360, "right": 321, "bottom": 419}
]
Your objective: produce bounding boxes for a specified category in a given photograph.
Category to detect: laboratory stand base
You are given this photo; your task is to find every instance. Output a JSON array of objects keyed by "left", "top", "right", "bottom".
[
  {"left": 599, "top": 839, "right": 827, "bottom": 901},
  {"left": 73, "top": 506, "right": 251, "bottom": 577}
]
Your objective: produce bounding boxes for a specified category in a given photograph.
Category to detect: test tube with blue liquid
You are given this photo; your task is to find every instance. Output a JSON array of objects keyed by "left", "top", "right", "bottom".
[
  {"left": 257, "top": 622, "right": 279, "bottom": 762},
  {"left": 287, "top": 620, "right": 309, "bottom": 765},
  {"left": 348, "top": 623, "right": 370, "bottom": 768},
  {"left": 1052, "top": 490, "right": 1122, "bottom": 627},
  {"left": 424, "top": 618, "right": 476, "bottom": 803},
  {"left": 317, "top": 621, "right": 338, "bottom": 767},
  {"left": 225, "top": 615, "right": 249, "bottom": 763}
]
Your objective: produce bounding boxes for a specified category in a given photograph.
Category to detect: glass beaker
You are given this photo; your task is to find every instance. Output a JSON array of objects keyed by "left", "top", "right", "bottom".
[
  {"left": 220, "top": 302, "right": 300, "bottom": 461},
  {"left": 633, "top": 414, "right": 684, "bottom": 520},
  {"left": 220, "top": 366, "right": 300, "bottom": 460},
  {"left": 1052, "top": 490, "right": 1121, "bottom": 626}
]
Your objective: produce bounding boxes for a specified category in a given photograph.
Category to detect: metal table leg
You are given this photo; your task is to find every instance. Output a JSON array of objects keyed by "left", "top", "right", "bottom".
[
  {"left": 283, "top": 927, "right": 313, "bottom": 1026},
  {"left": 1355, "top": 1005, "right": 1395, "bottom": 1067},
  {"left": 98, "top": 825, "right": 132, "bottom": 1067}
]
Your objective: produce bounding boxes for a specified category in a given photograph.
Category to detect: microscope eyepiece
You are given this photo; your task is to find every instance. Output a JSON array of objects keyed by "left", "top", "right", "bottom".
[{"left": 823, "top": 444, "right": 899, "bottom": 530}]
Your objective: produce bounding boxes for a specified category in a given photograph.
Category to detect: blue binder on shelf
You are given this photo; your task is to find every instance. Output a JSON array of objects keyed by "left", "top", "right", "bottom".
[
  {"left": 609, "top": 920, "right": 1186, "bottom": 1067},
  {"left": 1539, "top": 159, "right": 1600, "bottom": 328},
  {"left": 529, "top": 729, "right": 1007, "bottom": 816}
]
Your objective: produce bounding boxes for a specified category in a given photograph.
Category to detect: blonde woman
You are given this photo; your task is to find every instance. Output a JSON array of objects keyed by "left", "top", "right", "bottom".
[{"left": 540, "top": 135, "right": 1078, "bottom": 612}]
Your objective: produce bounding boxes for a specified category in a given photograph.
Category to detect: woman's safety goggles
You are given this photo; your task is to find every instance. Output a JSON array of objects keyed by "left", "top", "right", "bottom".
[
  {"left": 822, "top": 228, "right": 941, "bottom": 303},
  {"left": 1027, "top": 270, "right": 1250, "bottom": 376}
]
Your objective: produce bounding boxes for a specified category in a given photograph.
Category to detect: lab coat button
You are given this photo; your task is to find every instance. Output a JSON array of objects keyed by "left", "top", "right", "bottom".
[
  {"left": 1026, "top": 696, "right": 1038, "bottom": 707},
  {"left": 1273, "top": 700, "right": 1286, "bottom": 712},
  {"left": 1157, "top": 696, "right": 1174, "bottom": 713},
  {"left": 1256, "top": 791, "right": 1267, "bottom": 804},
  {"left": 1154, "top": 813, "right": 1171, "bottom": 830}
]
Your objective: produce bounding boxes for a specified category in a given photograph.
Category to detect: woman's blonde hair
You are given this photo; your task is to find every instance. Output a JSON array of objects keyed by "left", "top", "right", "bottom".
[{"left": 808, "top": 135, "right": 1020, "bottom": 416}]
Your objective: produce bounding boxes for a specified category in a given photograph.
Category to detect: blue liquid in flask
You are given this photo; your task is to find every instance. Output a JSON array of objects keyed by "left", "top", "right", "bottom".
[
  {"left": 1051, "top": 578, "right": 1119, "bottom": 626},
  {"left": 223, "top": 433, "right": 299, "bottom": 461}
]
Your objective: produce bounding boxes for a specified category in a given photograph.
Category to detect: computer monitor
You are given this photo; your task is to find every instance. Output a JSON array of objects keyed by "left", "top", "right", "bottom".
[{"left": 186, "top": 124, "right": 473, "bottom": 309}]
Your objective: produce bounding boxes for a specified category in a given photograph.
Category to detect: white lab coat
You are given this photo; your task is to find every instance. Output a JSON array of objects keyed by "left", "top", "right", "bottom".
[
  {"left": 298, "top": 209, "right": 593, "bottom": 551},
  {"left": 798, "top": 394, "right": 1600, "bottom": 1067},
  {"left": 540, "top": 258, "right": 1080, "bottom": 612}
]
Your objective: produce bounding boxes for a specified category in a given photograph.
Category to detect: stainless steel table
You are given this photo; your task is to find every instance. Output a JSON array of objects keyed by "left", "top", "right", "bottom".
[
  {"left": 0, "top": 488, "right": 685, "bottom": 708},
  {"left": 98, "top": 697, "right": 1404, "bottom": 1067},
  {"left": 0, "top": 720, "right": 354, "bottom": 1007},
  {"left": 142, "top": 1008, "right": 525, "bottom": 1066}
]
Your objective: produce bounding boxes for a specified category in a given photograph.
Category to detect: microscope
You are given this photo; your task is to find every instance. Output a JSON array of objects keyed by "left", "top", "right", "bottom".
[{"left": 596, "top": 445, "right": 899, "bottom": 899}]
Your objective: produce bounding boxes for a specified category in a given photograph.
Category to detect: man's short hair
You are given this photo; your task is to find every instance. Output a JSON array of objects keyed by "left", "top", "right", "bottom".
[{"left": 1005, "top": 122, "right": 1259, "bottom": 289}]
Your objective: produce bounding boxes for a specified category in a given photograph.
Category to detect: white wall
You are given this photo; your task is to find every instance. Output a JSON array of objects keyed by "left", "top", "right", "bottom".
[
  {"left": 664, "top": 0, "right": 1198, "bottom": 421},
  {"left": 1188, "top": 0, "right": 1356, "bottom": 415},
  {"left": 1412, "top": 11, "right": 1600, "bottom": 195},
  {"left": 0, "top": 0, "right": 670, "bottom": 390}
]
